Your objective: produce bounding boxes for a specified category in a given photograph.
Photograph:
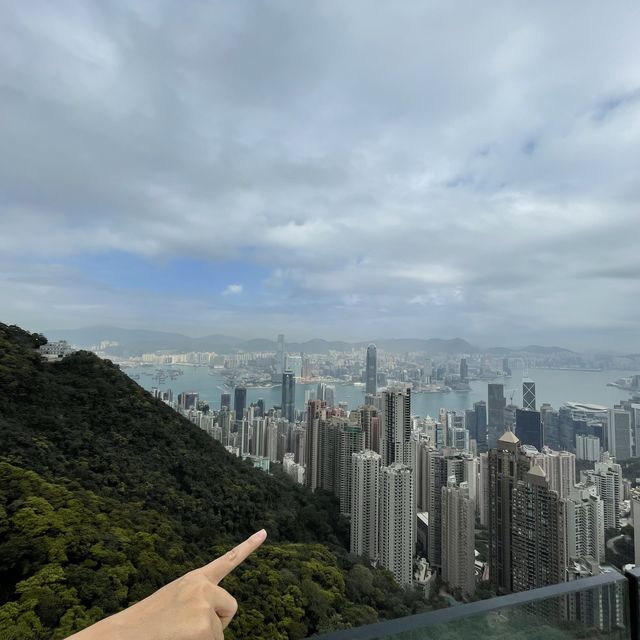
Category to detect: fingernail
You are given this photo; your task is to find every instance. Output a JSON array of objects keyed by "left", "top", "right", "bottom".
[{"left": 252, "top": 529, "right": 267, "bottom": 542}]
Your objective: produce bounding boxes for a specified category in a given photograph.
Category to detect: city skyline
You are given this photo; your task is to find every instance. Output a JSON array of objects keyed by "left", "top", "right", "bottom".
[{"left": 1, "top": 2, "right": 640, "bottom": 349}]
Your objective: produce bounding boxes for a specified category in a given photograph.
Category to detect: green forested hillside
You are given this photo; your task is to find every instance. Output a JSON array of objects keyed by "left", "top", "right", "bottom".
[{"left": 0, "top": 323, "right": 427, "bottom": 639}]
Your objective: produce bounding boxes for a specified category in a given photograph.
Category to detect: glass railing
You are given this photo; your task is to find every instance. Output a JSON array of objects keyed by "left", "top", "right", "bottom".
[{"left": 311, "top": 569, "right": 631, "bottom": 640}]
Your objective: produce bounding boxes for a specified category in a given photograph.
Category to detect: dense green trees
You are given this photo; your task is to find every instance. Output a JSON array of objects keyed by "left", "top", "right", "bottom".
[{"left": 0, "top": 323, "right": 427, "bottom": 638}]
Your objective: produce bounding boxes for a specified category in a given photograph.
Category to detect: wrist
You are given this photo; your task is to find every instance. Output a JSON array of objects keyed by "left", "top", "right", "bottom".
[{"left": 67, "top": 611, "right": 127, "bottom": 640}]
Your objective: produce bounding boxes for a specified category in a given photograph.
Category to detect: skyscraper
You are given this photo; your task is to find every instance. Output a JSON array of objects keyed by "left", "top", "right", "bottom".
[
  {"left": 442, "top": 478, "right": 476, "bottom": 597},
  {"left": 515, "top": 408, "right": 543, "bottom": 450},
  {"left": 608, "top": 408, "right": 632, "bottom": 462},
  {"left": 380, "top": 463, "right": 415, "bottom": 587},
  {"left": 381, "top": 387, "right": 411, "bottom": 467},
  {"left": 522, "top": 379, "right": 536, "bottom": 411},
  {"left": 220, "top": 393, "right": 231, "bottom": 410},
  {"left": 276, "top": 333, "right": 286, "bottom": 375},
  {"left": 459, "top": 358, "right": 468, "bottom": 382},
  {"left": 487, "top": 383, "right": 506, "bottom": 449},
  {"left": 350, "top": 450, "right": 381, "bottom": 561},
  {"left": 281, "top": 370, "right": 295, "bottom": 423},
  {"left": 365, "top": 344, "right": 377, "bottom": 396},
  {"left": 511, "top": 465, "right": 566, "bottom": 592},
  {"left": 472, "top": 400, "right": 488, "bottom": 452},
  {"left": 234, "top": 387, "right": 247, "bottom": 423},
  {"left": 488, "top": 430, "right": 527, "bottom": 594}
]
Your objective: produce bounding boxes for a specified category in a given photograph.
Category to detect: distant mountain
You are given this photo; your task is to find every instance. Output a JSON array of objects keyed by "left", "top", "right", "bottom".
[
  {"left": 486, "top": 344, "right": 576, "bottom": 355},
  {"left": 46, "top": 326, "right": 483, "bottom": 356}
]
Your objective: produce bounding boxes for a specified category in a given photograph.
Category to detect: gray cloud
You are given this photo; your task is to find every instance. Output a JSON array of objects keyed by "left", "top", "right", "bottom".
[{"left": 1, "top": 1, "right": 640, "bottom": 348}]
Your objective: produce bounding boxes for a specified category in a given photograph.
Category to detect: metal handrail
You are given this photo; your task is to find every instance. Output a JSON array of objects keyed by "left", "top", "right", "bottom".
[{"left": 310, "top": 569, "right": 627, "bottom": 640}]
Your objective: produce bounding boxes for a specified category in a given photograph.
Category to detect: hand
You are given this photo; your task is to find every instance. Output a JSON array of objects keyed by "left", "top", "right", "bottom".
[{"left": 67, "top": 529, "right": 267, "bottom": 640}]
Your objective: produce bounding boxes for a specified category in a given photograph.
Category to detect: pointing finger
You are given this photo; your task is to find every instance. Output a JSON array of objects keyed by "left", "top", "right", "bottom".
[{"left": 202, "top": 529, "right": 267, "bottom": 583}]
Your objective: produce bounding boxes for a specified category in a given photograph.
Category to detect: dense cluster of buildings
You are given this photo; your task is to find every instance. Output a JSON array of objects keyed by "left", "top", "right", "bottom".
[{"left": 154, "top": 336, "right": 638, "bottom": 627}]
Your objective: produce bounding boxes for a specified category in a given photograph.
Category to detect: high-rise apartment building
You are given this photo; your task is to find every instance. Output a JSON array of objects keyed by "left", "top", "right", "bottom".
[
  {"left": 471, "top": 400, "right": 488, "bottom": 453},
  {"left": 511, "top": 465, "right": 566, "bottom": 592},
  {"left": 583, "top": 454, "right": 623, "bottom": 530},
  {"left": 365, "top": 344, "right": 377, "bottom": 396},
  {"left": 446, "top": 410, "right": 469, "bottom": 451},
  {"left": 380, "top": 463, "right": 415, "bottom": 587},
  {"left": 426, "top": 447, "right": 476, "bottom": 570},
  {"left": 337, "top": 424, "right": 365, "bottom": 516},
  {"left": 527, "top": 447, "right": 575, "bottom": 499},
  {"left": 565, "top": 485, "right": 605, "bottom": 563},
  {"left": 381, "top": 387, "right": 411, "bottom": 467},
  {"left": 576, "top": 434, "right": 601, "bottom": 462},
  {"left": 304, "top": 400, "right": 327, "bottom": 491},
  {"left": 352, "top": 405, "right": 380, "bottom": 453},
  {"left": 319, "top": 419, "right": 341, "bottom": 495},
  {"left": 487, "top": 383, "right": 506, "bottom": 449},
  {"left": 442, "top": 478, "right": 476, "bottom": 597},
  {"left": 234, "top": 387, "right": 247, "bottom": 423},
  {"left": 350, "top": 450, "right": 381, "bottom": 561},
  {"left": 632, "top": 490, "right": 640, "bottom": 566},
  {"left": 281, "top": 370, "right": 295, "bottom": 423},
  {"left": 522, "top": 379, "right": 536, "bottom": 411},
  {"left": 488, "top": 430, "right": 528, "bottom": 593}
]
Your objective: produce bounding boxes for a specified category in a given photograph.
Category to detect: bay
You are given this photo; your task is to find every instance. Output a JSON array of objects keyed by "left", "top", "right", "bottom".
[{"left": 124, "top": 364, "right": 637, "bottom": 417}]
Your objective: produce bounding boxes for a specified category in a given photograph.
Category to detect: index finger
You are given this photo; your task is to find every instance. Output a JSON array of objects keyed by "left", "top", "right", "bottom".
[{"left": 201, "top": 529, "right": 267, "bottom": 583}]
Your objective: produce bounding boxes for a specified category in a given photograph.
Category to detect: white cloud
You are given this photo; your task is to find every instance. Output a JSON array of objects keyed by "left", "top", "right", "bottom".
[
  {"left": 222, "top": 284, "right": 243, "bottom": 296},
  {"left": 0, "top": 1, "right": 639, "bottom": 348}
]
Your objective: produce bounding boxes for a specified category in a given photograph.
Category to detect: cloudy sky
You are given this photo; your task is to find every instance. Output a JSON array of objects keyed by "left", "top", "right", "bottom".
[{"left": 1, "top": 1, "right": 639, "bottom": 349}]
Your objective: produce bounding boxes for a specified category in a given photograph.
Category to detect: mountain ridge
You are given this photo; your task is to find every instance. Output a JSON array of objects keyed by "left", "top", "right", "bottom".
[{"left": 0, "top": 322, "right": 430, "bottom": 639}]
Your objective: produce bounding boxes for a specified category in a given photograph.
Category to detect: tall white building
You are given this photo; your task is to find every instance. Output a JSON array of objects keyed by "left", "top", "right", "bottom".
[
  {"left": 380, "top": 463, "right": 415, "bottom": 587},
  {"left": 527, "top": 447, "right": 576, "bottom": 499},
  {"left": 582, "top": 454, "right": 623, "bottom": 530},
  {"left": 350, "top": 450, "right": 381, "bottom": 561},
  {"left": 381, "top": 388, "right": 411, "bottom": 467},
  {"left": 442, "top": 477, "right": 476, "bottom": 597},
  {"left": 564, "top": 485, "right": 605, "bottom": 563},
  {"left": 576, "top": 434, "right": 601, "bottom": 462}
]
